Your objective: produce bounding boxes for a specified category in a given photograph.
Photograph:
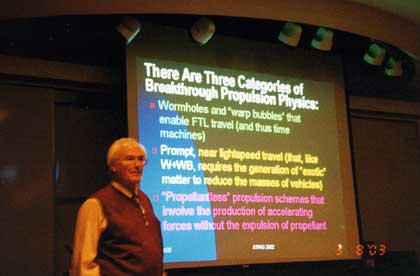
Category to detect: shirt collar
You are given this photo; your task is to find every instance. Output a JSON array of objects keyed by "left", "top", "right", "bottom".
[{"left": 111, "top": 181, "right": 139, "bottom": 199}]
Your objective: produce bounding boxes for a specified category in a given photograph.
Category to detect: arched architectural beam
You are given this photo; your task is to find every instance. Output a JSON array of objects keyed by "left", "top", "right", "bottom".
[{"left": 1, "top": 0, "right": 419, "bottom": 59}]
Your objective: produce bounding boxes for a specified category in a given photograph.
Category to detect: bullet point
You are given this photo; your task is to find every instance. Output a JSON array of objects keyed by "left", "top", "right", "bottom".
[
  {"left": 153, "top": 195, "right": 158, "bottom": 201},
  {"left": 152, "top": 147, "right": 157, "bottom": 154},
  {"left": 149, "top": 102, "right": 155, "bottom": 109}
]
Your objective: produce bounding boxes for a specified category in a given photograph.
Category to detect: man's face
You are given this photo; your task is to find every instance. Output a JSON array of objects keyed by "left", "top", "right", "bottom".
[{"left": 110, "top": 145, "right": 147, "bottom": 189}]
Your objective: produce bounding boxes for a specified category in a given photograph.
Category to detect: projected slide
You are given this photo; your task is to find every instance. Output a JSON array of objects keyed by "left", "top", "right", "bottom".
[{"left": 135, "top": 57, "right": 355, "bottom": 267}]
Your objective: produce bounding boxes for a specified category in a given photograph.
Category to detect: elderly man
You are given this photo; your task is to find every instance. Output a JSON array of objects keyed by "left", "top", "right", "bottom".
[{"left": 71, "top": 138, "right": 163, "bottom": 276}]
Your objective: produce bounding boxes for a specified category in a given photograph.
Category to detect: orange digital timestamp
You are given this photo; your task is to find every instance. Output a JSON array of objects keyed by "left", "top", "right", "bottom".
[
  {"left": 356, "top": 243, "right": 387, "bottom": 256},
  {"left": 336, "top": 243, "right": 387, "bottom": 256}
]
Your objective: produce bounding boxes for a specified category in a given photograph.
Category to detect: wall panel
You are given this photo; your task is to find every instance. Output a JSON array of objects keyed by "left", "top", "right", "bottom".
[{"left": 0, "top": 84, "right": 54, "bottom": 276}]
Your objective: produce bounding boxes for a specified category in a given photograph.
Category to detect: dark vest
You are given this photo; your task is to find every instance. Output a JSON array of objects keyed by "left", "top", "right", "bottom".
[{"left": 91, "top": 184, "right": 163, "bottom": 276}]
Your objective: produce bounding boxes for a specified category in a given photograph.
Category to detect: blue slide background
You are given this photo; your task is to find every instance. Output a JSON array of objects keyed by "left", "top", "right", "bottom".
[{"left": 138, "top": 90, "right": 217, "bottom": 263}]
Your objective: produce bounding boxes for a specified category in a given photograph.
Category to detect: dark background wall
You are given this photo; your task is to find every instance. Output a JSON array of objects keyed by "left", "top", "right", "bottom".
[{"left": 0, "top": 85, "right": 54, "bottom": 276}]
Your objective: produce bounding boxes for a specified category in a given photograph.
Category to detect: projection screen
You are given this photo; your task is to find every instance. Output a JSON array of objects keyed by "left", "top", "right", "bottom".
[{"left": 126, "top": 22, "right": 360, "bottom": 269}]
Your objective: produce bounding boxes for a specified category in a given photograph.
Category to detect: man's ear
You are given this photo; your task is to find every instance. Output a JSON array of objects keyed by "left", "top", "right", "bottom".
[{"left": 110, "top": 162, "right": 118, "bottom": 174}]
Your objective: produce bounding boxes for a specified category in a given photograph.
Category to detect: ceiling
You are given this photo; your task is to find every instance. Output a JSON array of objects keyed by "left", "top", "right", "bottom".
[
  {"left": 352, "top": 0, "right": 420, "bottom": 102},
  {"left": 0, "top": 0, "right": 419, "bottom": 101},
  {"left": 349, "top": 0, "right": 420, "bottom": 26}
]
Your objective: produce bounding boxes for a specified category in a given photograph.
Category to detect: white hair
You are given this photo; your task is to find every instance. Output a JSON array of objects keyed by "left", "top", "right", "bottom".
[{"left": 106, "top": 137, "right": 146, "bottom": 168}]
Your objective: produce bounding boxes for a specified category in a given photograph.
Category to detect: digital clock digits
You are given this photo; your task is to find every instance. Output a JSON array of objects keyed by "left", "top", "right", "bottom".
[{"left": 355, "top": 243, "right": 386, "bottom": 256}]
